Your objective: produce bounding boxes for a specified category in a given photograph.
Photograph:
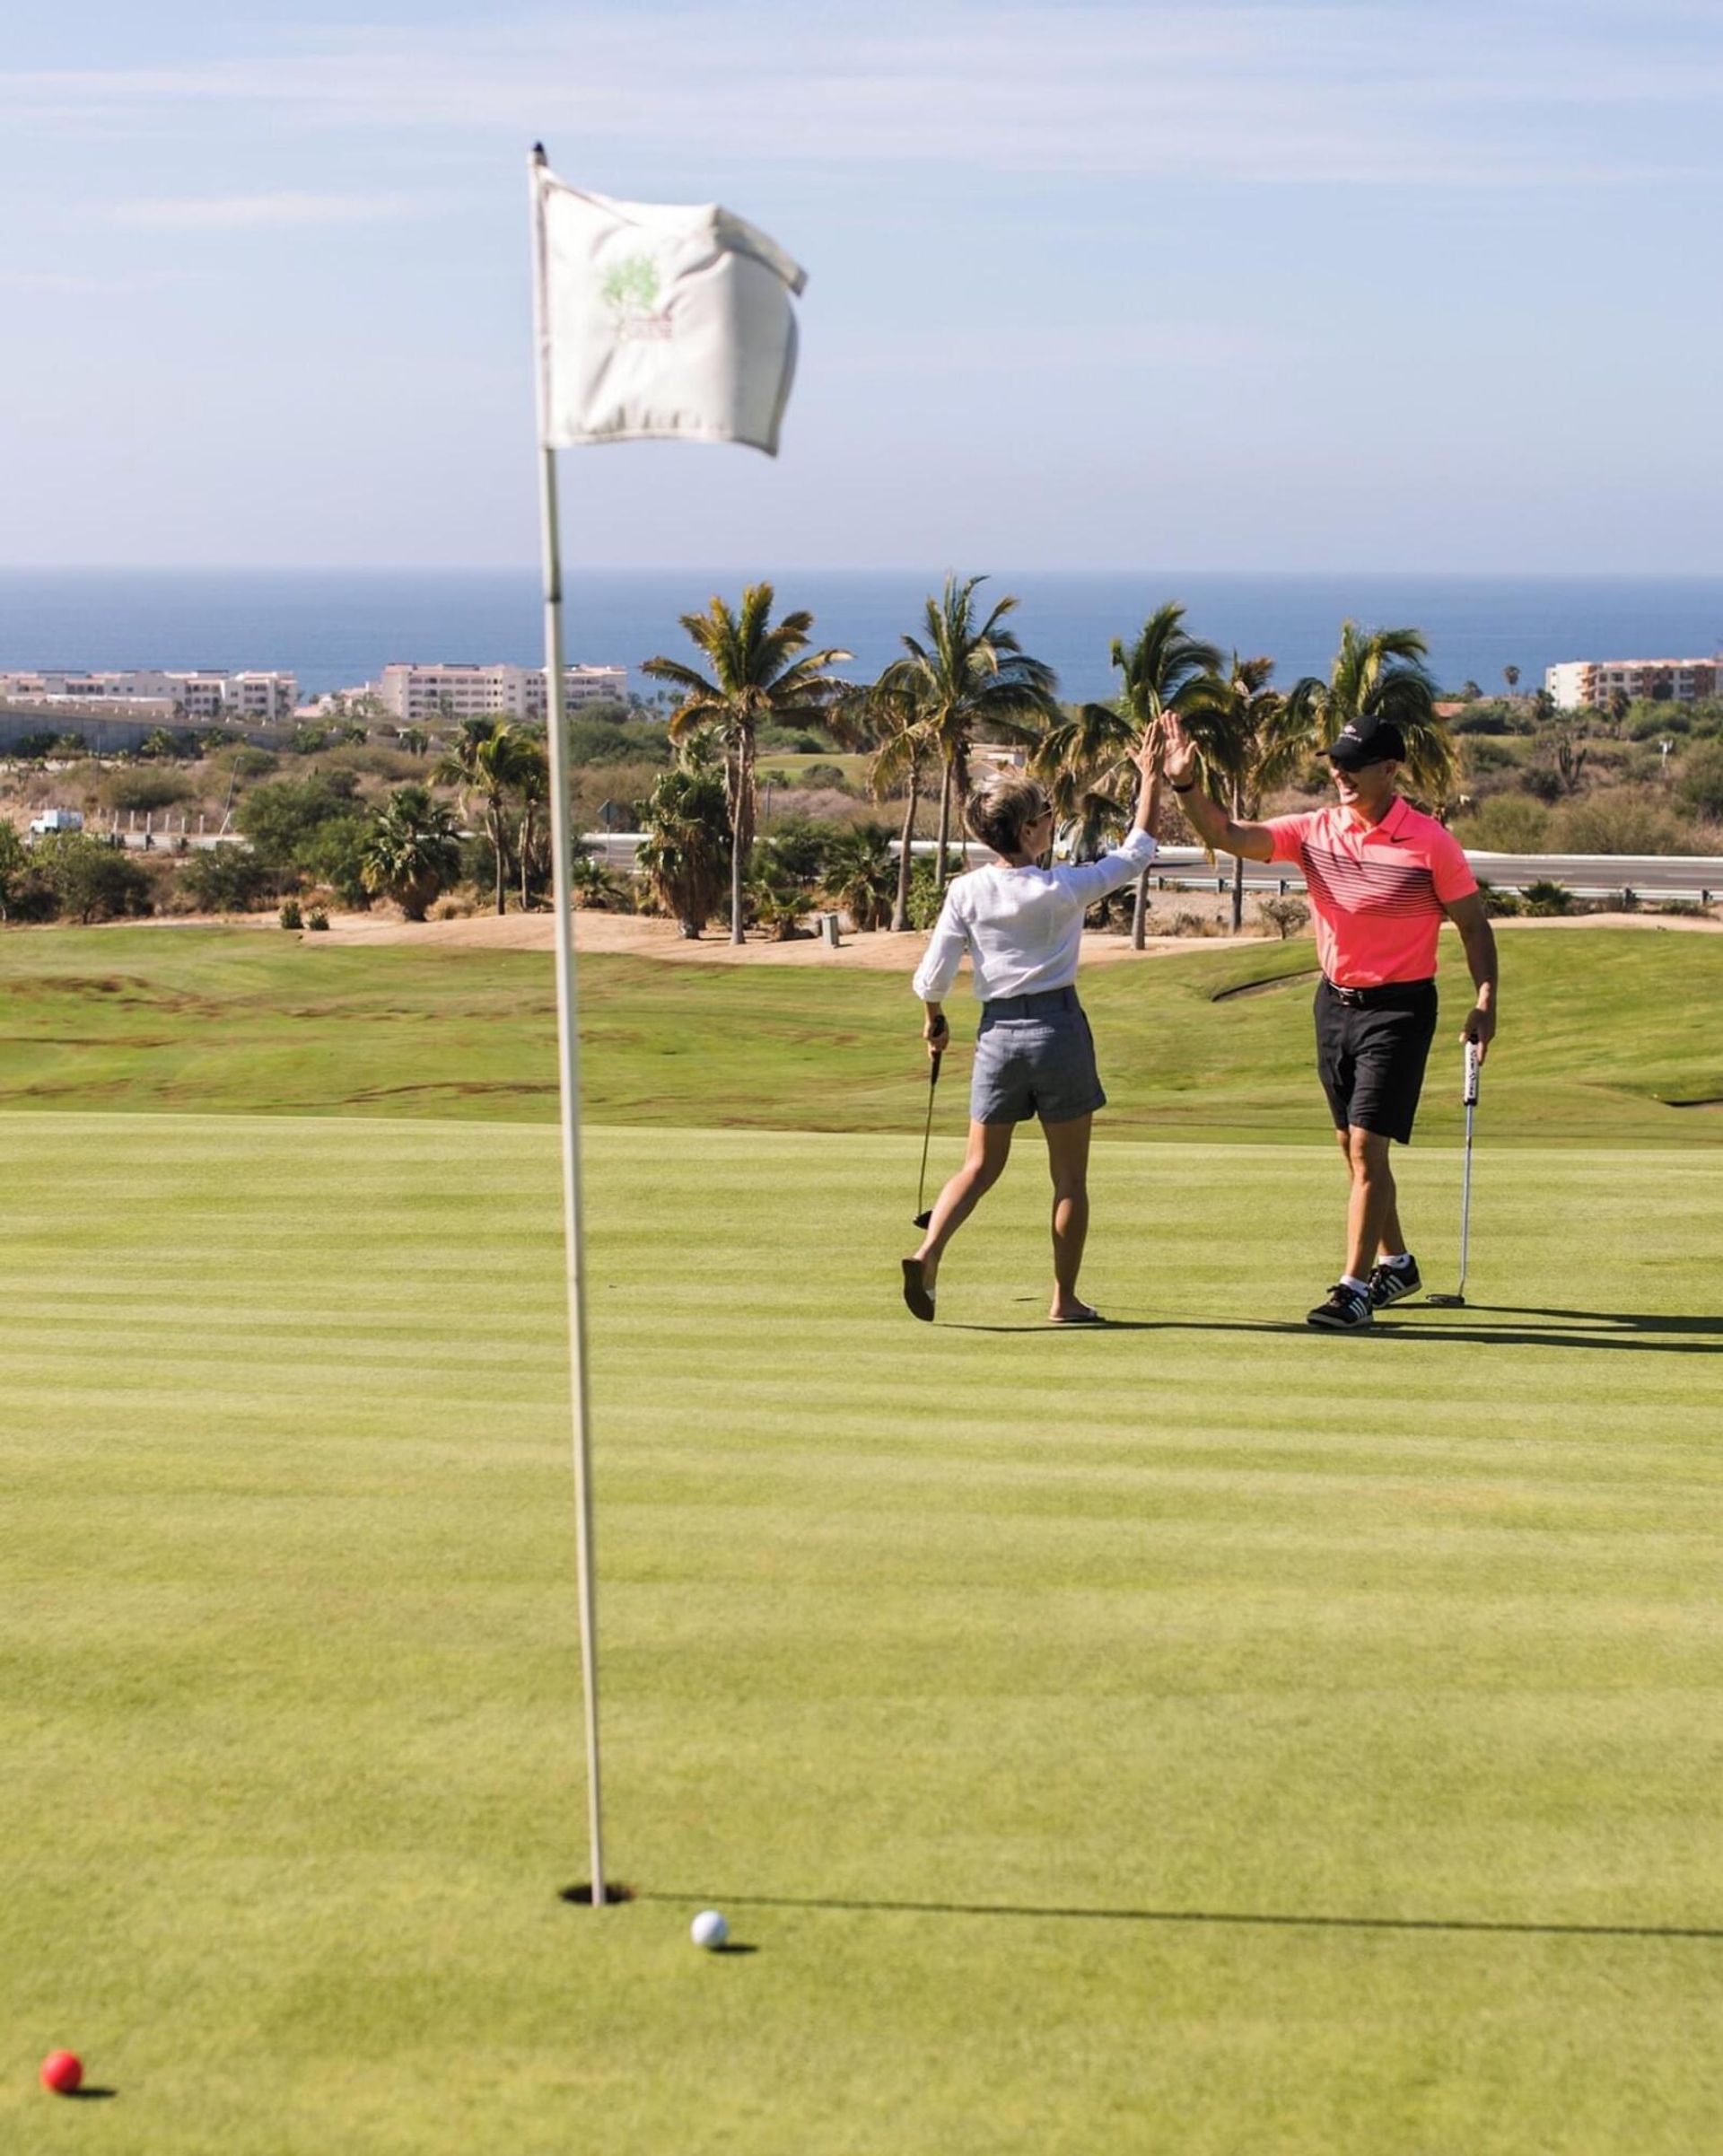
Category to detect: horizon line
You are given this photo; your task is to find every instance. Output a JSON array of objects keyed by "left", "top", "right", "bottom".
[{"left": 3, "top": 563, "right": 1721, "bottom": 582}]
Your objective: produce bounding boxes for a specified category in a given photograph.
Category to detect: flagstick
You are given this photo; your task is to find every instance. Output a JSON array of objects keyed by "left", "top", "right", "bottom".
[{"left": 530, "top": 144, "right": 607, "bottom": 1907}]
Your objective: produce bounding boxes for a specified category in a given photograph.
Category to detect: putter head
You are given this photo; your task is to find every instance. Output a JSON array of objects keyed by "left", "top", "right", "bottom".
[
  {"left": 1425, "top": 1293, "right": 1465, "bottom": 1307},
  {"left": 912, "top": 1209, "right": 932, "bottom": 1230}
]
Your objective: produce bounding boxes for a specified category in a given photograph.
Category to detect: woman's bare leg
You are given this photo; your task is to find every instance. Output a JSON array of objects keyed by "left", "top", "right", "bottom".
[
  {"left": 1042, "top": 1112, "right": 1093, "bottom": 1319},
  {"left": 914, "top": 1119, "right": 1015, "bottom": 1287}
]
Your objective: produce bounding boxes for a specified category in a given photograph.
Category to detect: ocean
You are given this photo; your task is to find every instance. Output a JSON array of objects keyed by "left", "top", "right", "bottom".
[{"left": 1, "top": 568, "right": 1719, "bottom": 706}]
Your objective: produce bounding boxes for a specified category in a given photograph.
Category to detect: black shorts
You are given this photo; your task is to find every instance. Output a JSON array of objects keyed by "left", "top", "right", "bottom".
[{"left": 1314, "top": 978, "right": 1438, "bottom": 1145}]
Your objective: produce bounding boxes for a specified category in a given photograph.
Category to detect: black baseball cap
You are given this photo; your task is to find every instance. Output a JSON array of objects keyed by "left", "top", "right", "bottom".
[{"left": 1325, "top": 715, "right": 1405, "bottom": 770}]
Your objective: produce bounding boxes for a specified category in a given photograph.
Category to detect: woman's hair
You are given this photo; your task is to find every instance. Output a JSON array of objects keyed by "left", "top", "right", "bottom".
[{"left": 965, "top": 772, "right": 1051, "bottom": 857}]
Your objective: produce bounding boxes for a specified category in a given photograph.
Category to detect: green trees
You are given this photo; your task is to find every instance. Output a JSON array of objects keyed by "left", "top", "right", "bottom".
[
  {"left": 1176, "top": 653, "right": 1295, "bottom": 930},
  {"left": 634, "top": 766, "right": 731, "bottom": 937},
  {"left": 849, "top": 679, "right": 939, "bottom": 932},
  {"left": 643, "top": 584, "right": 850, "bottom": 945},
  {"left": 821, "top": 823, "right": 898, "bottom": 932},
  {"left": 359, "top": 785, "right": 462, "bottom": 921},
  {"left": 876, "top": 575, "right": 1059, "bottom": 896},
  {"left": 31, "top": 833, "right": 151, "bottom": 923},
  {"left": 433, "top": 719, "right": 542, "bottom": 916},
  {"left": 237, "top": 774, "right": 362, "bottom": 868}
]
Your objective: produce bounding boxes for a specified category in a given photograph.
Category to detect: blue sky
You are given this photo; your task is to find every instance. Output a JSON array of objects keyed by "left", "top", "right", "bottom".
[{"left": 3, "top": 0, "right": 1719, "bottom": 572}]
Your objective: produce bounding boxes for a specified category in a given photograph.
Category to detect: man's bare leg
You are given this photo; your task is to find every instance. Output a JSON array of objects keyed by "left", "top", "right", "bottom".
[
  {"left": 1334, "top": 1126, "right": 1406, "bottom": 1262},
  {"left": 1343, "top": 1126, "right": 1399, "bottom": 1282}
]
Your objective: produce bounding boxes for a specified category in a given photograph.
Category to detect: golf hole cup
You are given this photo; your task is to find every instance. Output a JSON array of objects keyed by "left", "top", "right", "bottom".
[{"left": 690, "top": 1909, "right": 730, "bottom": 1950}]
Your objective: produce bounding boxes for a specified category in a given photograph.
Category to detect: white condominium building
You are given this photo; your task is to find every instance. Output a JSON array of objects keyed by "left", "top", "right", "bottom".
[
  {"left": 0, "top": 668, "right": 300, "bottom": 720},
  {"left": 1546, "top": 658, "right": 1721, "bottom": 711},
  {"left": 376, "top": 662, "right": 629, "bottom": 725}
]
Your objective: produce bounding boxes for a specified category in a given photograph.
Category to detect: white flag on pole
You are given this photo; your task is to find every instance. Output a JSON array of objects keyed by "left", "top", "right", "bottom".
[{"left": 533, "top": 166, "right": 805, "bottom": 456}]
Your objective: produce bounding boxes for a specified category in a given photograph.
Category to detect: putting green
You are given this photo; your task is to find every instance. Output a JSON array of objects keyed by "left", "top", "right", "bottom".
[{"left": 3, "top": 1115, "right": 1719, "bottom": 2153}]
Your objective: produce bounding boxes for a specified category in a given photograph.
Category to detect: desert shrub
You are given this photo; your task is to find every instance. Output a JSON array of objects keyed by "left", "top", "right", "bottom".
[
  {"left": 905, "top": 855, "right": 964, "bottom": 931},
  {"left": 798, "top": 762, "right": 850, "bottom": 793},
  {"left": 565, "top": 717, "right": 670, "bottom": 767},
  {"left": 306, "top": 907, "right": 330, "bottom": 932},
  {"left": 1676, "top": 741, "right": 1723, "bottom": 821},
  {"left": 1552, "top": 787, "right": 1696, "bottom": 855},
  {"left": 1522, "top": 880, "right": 1574, "bottom": 916},
  {"left": 279, "top": 899, "right": 303, "bottom": 930},
  {"left": 102, "top": 767, "right": 197, "bottom": 814},
  {"left": 180, "top": 845, "right": 274, "bottom": 912},
  {"left": 1456, "top": 794, "right": 1554, "bottom": 852},
  {"left": 1461, "top": 737, "right": 1519, "bottom": 776},
  {"left": 757, "top": 725, "right": 828, "bottom": 754},
  {"left": 1475, "top": 881, "right": 1525, "bottom": 917},
  {"left": 1258, "top": 896, "right": 1309, "bottom": 941},
  {"left": 753, "top": 816, "right": 829, "bottom": 888}
]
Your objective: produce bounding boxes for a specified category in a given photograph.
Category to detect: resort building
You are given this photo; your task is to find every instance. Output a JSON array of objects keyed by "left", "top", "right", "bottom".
[
  {"left": 374, "top": 662, "right": 629, "bottom": 725},
  {"left": 0, "top": 669, "right": 299, "bottom": 721},
  {"left": 1545, "top": 658, "right": 1721, "bottom": 711}
]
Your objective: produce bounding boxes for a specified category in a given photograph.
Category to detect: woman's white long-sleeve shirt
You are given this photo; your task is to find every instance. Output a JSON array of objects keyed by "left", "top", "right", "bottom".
[{"left": 910, "top": 828, "right": 1159, "bottom": 1004}]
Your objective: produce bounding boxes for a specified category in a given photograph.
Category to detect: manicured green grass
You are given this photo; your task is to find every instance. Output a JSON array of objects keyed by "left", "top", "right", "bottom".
[
  {"left": 3, "top": 1116, "right": 1720, "bottom": 2153},
  {"left": 0, "top": 923, "right": 1719, "bottom": 1142}
]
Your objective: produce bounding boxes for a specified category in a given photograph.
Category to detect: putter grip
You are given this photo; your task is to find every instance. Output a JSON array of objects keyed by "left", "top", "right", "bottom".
[
  {"left": 930, "top": 1048, "right": 943, "bottom": 1084},
  {"left": 1463, "top": 1039, "right": 1482, "bottom": 1107}
]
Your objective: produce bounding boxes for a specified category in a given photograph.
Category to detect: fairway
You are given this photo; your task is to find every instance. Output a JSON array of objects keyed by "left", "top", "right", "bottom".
[{"left": 4, "top": 1109, "right": 1720, "bottom": 2153}]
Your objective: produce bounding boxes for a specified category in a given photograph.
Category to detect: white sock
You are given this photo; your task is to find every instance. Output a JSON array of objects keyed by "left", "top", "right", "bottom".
[
  {"left": 1341, "top": 1275, "right": 1370, "bottom": 1295},
  {"left": 1380, "top": 1252, "right": 1414, "bottom": 1271}
]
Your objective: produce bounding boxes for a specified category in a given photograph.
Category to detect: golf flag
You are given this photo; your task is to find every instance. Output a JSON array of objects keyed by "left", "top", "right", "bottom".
[{"left": 533, "top": 164, "right": 805, "bottom": 455}]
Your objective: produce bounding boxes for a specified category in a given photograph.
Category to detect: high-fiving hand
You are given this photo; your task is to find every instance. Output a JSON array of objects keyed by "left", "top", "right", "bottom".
[{"left": 1160, "top": 714, "right": 1200, "bottom": 790}]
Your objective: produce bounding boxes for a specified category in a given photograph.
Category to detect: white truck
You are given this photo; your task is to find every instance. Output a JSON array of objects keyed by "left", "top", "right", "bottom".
[{"left": 28, "top": 809, "right": 84, "bottom": 836}]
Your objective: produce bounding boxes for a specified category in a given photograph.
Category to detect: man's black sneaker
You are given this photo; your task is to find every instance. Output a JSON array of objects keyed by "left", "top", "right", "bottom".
[
  {"left": 1307, "top": 1283, "right": 1373, "bottom": 1331},
  {"left": 1369, "top": 1256, "right": 1421, "bottom": 1309}
]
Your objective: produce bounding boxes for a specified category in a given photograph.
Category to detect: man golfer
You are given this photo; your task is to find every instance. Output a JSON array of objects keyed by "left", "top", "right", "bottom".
[
  {"left": 902, "top": 728, "right": 1165, "bottom": 1326},
  {"left": 1162, "top": 711, "right": 1498, "bottom": 1329}
]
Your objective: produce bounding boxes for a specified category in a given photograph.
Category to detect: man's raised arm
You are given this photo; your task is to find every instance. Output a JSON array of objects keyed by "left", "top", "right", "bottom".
[{"left": 1161, "top": 714, "right": 1277, "bottom": 863}]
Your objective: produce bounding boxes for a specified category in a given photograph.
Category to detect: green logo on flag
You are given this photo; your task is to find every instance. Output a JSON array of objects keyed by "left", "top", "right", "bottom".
[{"left": 601, "top": 256, "right": 672, "bottom": 340}]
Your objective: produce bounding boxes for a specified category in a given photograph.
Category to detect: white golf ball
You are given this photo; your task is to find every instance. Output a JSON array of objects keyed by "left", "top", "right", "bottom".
[{"left": 690, "top": 1909, "right": 730, "bottom": 1950}]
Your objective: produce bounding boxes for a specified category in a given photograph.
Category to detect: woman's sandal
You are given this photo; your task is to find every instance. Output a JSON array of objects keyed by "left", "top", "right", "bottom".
[
  {"left": 901, "top": 1258, "right": 936, "bottom": 1323},
  {"left": 1048, "top": 1304, "right": 1106, "bottom": 1326}
]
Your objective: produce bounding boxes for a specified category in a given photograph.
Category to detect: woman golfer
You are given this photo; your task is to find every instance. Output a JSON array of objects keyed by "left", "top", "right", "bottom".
[{"left": 901, "top": 726, "right": 1164, "bottom": 1324}]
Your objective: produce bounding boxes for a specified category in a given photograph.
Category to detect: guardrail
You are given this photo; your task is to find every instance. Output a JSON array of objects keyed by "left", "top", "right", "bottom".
[{"left": 581, "top": 833, "right": 1721, "bottom": 905}]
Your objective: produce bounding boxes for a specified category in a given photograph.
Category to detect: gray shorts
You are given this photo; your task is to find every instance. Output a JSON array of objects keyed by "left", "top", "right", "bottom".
[{"left": 971, "top": 986, "right": 1106, "bottom": 1126}]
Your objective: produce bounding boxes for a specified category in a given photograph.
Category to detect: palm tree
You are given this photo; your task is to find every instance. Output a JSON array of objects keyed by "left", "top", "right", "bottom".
[
  {"left": 1286, "top": 623, "right": 1456, "bottom": 808},
  {"left": 845, "top": 679, "right": 940, "bottom": 931},
  {"left": 360, "top": 784, "right": 462, "bottom": 921},
  {"left": 432, "top": 718, "right": 537, "bottom": 916},
  {"left": 821, "top": 822, "right": 898, "bottom": 932},
  {"left": 634, "top": 765, "right": 731, "bottom": 938},
  {"left": 1176, "top": 653, "right": 1294, "bottom": 930},
  {"left": 642, "top": 584, "right": 850, "bottom": 945},
  {"left": 1032, "top": 698, "right": 1139, "bottom": 868},
  {"left": 1090, "top": 602, "right": 1222, "bottom": 946},
  {"left": 876, "top": 575, "right": 1060, "bottom": 896},
  {"left": 396, "top": 726, "right": 430, "bottom": 758},
  {"left": 514, "top": 735, "right": 549, "bottom": 909}
]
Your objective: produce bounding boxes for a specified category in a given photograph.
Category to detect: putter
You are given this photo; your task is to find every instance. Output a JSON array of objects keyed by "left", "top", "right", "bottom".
[
  {"left": 912, "top": 1047, "right": 944, "bottom": 1228},
  {"left": 1427, "top": 1037, "right": 1482, "bottom": 1307}
]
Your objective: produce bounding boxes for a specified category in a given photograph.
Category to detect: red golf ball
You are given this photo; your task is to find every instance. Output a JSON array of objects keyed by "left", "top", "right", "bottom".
[{"left": 40, "top": 2051, "right": 83, "bottom": 2095}]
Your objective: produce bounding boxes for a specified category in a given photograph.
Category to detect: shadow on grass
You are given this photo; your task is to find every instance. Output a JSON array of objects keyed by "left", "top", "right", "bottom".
[
  {"left": 942, "top": 1305, "right": 1723, "bottom": 1354},
  {"left": 629, "top": 1889, "right": 1723, "bottom": 1943}
]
